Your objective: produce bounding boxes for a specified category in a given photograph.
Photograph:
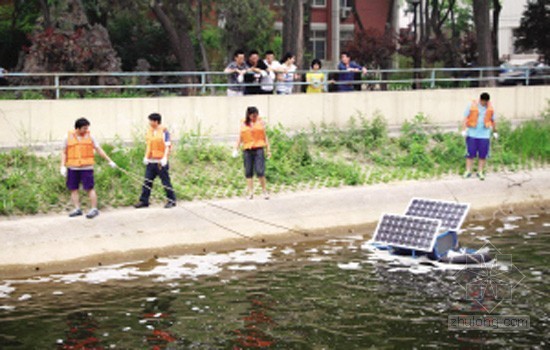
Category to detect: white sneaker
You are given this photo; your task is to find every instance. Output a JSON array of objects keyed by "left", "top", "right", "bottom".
[{"left": 86, "top": 208, "right": 99, "bottom": 219}]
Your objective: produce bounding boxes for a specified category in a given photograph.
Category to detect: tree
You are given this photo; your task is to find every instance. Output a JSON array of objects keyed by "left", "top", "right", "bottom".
[
  {"left": 218, "top": 0, "right": 276, "bottom": 60},
  {"left": 0, "top": 0, "right": 41, "bottom": 69},
  {"left": 514, "top": 0, "right": 550, "bottom": 64},
  {"left": 473, "top": 0, "right": 494, "bottom": 86},
  {"left": 348, "top": 29, "right": 396, "bottom": 69},
  {"left": 149, "top": 0, "right": 196, "bottom": 73},
  {"left": 282, "top": 0, "right": 304, "bottom": 68}
]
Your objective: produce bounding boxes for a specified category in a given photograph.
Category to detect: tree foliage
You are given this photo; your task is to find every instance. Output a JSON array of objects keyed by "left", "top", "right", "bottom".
[
  {"left": 514, "top": 0, "right": 550, "bottom": 63},
  {"left": 218, "top": 0, "right": 276, "bottom": 59},
  {"left": 347, "top": 29, "right": 396, "bottom": 68}
]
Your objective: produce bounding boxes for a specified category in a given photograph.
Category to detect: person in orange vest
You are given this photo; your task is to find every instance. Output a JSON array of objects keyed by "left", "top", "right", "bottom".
[
  {"left": 233, "top": 106, "right": 272, "bottom": 199},
  {"left": 60, "top": 118, "right": 117, "bottom": 219},
  {"left": 135, "top": 113, "right": 176, "bottom": 208},
  {"left": 461, "top": 92, "right": 498, "bottom": 180}
]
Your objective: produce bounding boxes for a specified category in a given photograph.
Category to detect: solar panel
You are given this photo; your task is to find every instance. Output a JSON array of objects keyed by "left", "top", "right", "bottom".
[
  {"left": 404, "top": 198, "right": 470, "bottom": 231},
  {"left": 372, "top": 214, "right": 442, "bottom": 252}
]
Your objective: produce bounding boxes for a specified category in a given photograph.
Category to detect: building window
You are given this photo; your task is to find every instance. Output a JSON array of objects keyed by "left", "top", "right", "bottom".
[
  {"left": 312, "top": 0, "right": 326, "bottom": 8},
  {"left": 309, "top": 30, "right": 327, "bottom": 60},
  {"left": 340, "top": 30, "right": 354, "bottom": 52},
  {"left": 340, "top": 0, "right": 351, "bottom": 9}
]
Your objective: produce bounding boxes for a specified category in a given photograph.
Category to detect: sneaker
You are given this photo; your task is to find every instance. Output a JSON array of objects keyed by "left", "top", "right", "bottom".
[
  {"left": 477, "top": 171, "right": 485, "bottom": 181},
  {"left": 69, "top": 208, "right": 83, "bottom": 217},
  {"left": 463, "top": 171, "right": 472, "bottom": 179},
  {"left": 134, "top": 202, "right": 149, "bottom": 209},
  {"left": 263, "top": 192, "right": 270, "bottom": 200},
  {"left": 164, "top": 201, "right": 177, "bottom": 209},
  {"left": 247, "top": 193, "right": 254, "bottom": 200},
  {"left": 86, "top": 208, "right": 99, "bottom": 219}
]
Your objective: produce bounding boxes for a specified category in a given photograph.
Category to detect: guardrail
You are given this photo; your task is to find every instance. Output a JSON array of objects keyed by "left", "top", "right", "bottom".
[{"left": 0, "top": 66, "right": 548, "bottom": 99}]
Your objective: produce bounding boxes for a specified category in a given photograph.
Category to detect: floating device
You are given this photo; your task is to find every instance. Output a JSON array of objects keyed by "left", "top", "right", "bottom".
[{"left": 370, "top": 198, "right": 492, "bottom": 264}]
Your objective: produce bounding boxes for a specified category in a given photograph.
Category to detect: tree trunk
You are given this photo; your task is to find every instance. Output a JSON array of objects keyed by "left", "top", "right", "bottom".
[
  {"left": 283, "top": 0, "right": 304, "bottom": 68},
  {"left": 492, "top": 0, "right": 502, "bottom": 63},
  {"left": 38, "top": 0, "right": 51, "bottom": 28},
  {"left": 473, "top": 0, "right": 495, "bottom": 86},
  {"left": 195, "top": 0, "right": 211, "bottom": 93},
  {"left": 150, "top": 0, "right": 197, "bottom": 95}
]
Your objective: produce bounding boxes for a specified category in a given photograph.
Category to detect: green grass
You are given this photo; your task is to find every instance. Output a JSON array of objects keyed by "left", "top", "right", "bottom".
[{"left": 0, "top": 113, "right": 548, "bottom": 215}]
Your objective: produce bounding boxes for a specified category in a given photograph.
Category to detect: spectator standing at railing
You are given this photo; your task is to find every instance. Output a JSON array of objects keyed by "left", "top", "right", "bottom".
[
  {"left": 337, "top": 52, "right": 367, "bottom": 92},
  {"left": 0, "top": 67, "right": 8, "bottom": 86},
  {"left": 260, "top": 50, "right": 279, "bottom": 95},
  {"left": 306, "top": 59, "right": 326, "bottom": 93},
  {"left": 276, "top": 52, "right": 298, "bottom": 95},
  {"left": 224, "top": 50, "right": 249, "bottom": 96},
  {"left": 244, "top": 50, "right": 268, "bottom": 95}
]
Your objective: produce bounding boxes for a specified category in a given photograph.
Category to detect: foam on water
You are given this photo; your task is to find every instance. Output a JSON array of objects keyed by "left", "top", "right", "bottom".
[
  {"left": 3, "top": 247, "right": 275, "bottom": 289},
  {"left": 337, "top": 262, "right": 361, "bottom": 270},
  {"left": 0, "top": 283, "right": 15, "bottom": 298}
]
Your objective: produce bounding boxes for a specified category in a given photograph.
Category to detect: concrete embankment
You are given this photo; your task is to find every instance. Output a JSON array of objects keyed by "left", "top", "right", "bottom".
[{"left": 0, "top": 169, "right": 548, "bottom": 278}]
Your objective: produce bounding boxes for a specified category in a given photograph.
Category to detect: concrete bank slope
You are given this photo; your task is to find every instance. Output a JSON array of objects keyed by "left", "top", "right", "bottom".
[{"left": 1, "top": 169, "right": 548, "bottom": 277}]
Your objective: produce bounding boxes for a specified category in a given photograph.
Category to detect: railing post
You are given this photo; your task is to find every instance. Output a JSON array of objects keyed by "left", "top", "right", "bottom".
[
  {"left": 201, "top": 73, "right": 206, "bottom": 95},
  {"left": 55, "top": 74, "right": 60, "bottom": 99},
  {"left": 478, "top": 69, "right": 483, "bottom": 87},
  {"left": 430, "top": 69, "right": 436, "bottom": 89}
]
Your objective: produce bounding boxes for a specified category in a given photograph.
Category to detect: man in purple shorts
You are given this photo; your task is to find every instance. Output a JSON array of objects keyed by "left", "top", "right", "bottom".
[
  {"left": 461, "top": 92, "right": 498, "bottom": 181},
  {"left": 61, "top": 118, "right": 117, "bottom": 219}
]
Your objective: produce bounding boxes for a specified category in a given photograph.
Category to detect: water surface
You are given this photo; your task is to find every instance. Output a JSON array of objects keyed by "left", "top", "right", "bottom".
[{"left": 0, "top": 213, "right": 548, "bottom": 349}]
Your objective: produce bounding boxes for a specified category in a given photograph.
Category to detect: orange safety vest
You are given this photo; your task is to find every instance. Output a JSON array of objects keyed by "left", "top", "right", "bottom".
[
  {"left": 466, "top": 100, "right": 494, "bottom": 128},
  {"left": 146, "top": 126, "right": 168, "bottom": 159},
  {"left": 240, "top": 118, "right": 267, "bottom": 150},
  {"left": 66, "top": 130, "right": 95, "bottom": 167}
]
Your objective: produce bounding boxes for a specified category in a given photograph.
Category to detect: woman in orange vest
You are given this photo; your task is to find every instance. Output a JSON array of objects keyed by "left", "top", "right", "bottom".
[
  {"left": 61, "top": 118, "right": 117, "bottom": 219},
  {"left": 134, "top": 113, "right": 176, "bottom": 208},
  {"left": 234, "top": 106, "right": 272, "bottom": 199}
]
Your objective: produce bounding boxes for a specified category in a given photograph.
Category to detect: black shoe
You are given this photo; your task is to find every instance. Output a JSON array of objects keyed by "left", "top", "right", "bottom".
[
  {"left": 134, "top": 202, "right": 149, "bottom": 209},
  {"left": 69, "top": 208, "right": 83, "bottom": 217},
  {"left": 164, "top": 201, "right": 177, "bottom": 209}
]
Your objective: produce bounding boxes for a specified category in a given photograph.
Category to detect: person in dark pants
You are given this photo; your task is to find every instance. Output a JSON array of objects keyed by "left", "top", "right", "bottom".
[
  {"left": 233, "top": 107, "right": 271, "bottom": 199},
  {"left": 135, "top": 113, "right": 176, "bottom": 208}
]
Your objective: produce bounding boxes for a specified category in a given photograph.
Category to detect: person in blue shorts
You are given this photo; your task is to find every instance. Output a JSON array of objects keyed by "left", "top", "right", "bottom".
[{"left": 461, "top": 92, "right": 498, "bottom": 181}]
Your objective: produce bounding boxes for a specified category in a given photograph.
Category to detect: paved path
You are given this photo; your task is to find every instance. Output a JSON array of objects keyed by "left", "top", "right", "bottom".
[{"left": 1, "top": 169, "right": 548, "bottom": 277}]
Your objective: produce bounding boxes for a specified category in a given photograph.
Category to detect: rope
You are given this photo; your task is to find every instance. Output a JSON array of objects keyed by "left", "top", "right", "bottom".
[{"left": 117, "top": 166, "right": 264, "bottom": 243}]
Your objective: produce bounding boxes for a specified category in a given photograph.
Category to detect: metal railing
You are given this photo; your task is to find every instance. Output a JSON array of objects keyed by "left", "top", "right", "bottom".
[{"left": 0, "top": 66, "right": 548, "bottom": 99}]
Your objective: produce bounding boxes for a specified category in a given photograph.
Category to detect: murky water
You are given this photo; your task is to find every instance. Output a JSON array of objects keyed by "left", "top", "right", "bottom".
[{"left": 1, "top": 213, "right": 549, "bottom": 349}]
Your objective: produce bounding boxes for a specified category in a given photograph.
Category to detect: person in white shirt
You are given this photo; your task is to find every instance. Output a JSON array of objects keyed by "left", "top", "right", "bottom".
[
  {"left": 260, "top": 50, "right": 279, "bottom": 94},
  {"left": 276, "top": 52, "right": 298, "bottom": 95}
]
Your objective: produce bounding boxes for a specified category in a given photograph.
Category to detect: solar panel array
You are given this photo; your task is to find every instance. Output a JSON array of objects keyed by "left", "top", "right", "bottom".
[
  {"left": 405, "top": 198, "right": 469, "bottom": 231},
  {"left": 372, "top": 214, "right": 442, "bottom": 252}
]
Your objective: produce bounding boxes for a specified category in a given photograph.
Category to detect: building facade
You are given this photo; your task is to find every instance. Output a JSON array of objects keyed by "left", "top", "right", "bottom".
[{"left": 274, "top": 0, "right": 396, "bottom": 64}]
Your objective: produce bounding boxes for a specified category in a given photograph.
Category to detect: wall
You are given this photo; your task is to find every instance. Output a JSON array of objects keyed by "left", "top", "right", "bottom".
[
  {"left": 498, "top": 0, "right": 528, "bottom": 59},
  {"left": 0, "top": 86, "right": 548, "bottom": 147}
]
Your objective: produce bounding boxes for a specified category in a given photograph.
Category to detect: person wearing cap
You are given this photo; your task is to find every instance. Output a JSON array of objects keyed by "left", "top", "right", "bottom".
[
  {"left": 233, "top": 106, "right": 271, "bottom": 199},
  {"left": 461, "top": 92, "right": 498, "bottom": 180},
  {"left": 61, "top": 118, "right": 117, "bottom": 219},
  {"left": 135, "top": 113, "right": 176, "bottom": 208}
]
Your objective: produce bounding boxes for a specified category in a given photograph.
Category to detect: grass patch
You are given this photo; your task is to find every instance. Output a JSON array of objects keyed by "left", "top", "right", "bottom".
[{"left": 0, "top": 113, "right": 548, "bottom": 215}]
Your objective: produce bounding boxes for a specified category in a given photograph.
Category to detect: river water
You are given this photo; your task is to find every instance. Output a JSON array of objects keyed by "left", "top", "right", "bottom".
[{"left": 0, "top": 212, "right": 548, "bottom": 349}]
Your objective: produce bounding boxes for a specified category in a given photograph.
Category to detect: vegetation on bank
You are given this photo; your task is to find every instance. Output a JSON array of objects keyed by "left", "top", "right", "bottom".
[{"left": 0, "top": 113, "right": 548, "bottom": 215}]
